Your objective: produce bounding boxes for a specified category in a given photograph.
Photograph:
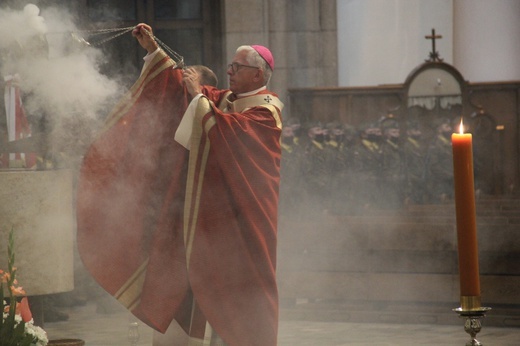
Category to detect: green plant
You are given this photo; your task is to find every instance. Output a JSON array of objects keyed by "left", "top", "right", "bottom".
[{"left": 0, "top": 228, "right": 48, "bottom": 346}]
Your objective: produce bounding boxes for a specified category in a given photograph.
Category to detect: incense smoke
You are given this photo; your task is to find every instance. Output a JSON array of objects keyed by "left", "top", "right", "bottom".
[{"left": 0, "top": 4, "right": 126, "bottom": 160}]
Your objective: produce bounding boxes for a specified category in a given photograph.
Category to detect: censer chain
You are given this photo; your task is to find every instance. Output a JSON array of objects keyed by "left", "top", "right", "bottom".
[{"left": 73, "top": 26, "right": 184, "bottom": 67}]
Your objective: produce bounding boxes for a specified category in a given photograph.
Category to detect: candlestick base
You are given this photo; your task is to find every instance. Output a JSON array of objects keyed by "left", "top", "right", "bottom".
[{"left": 453, "top": 307, "right": 491, "bottom": 346}]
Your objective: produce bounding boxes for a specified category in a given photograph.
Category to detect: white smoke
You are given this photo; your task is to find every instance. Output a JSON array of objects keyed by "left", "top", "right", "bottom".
[
  {"left": 0, "top": 4, "right": 46, "bottom": 49},
  {"left": 0, "top": 4, "right": 126, "bottom": 158}
]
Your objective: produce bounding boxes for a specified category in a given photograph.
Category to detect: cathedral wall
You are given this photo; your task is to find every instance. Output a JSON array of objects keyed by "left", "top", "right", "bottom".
[{"left": 222, "top": 0, "right": 338, "bottom": 109}]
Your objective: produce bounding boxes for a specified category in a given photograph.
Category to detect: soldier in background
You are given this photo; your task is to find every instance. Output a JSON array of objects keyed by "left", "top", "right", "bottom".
[
  {"left": 402, "top": 121, "right": 428, "bottom": 204},
  {"left": 279, "top": 121, "right": 304, "bottom": 218},
  {"left": 288, "top": 118, "right": 303, "bottom": 147},
  {"left": 352, "top": 122, "right": 383, "bottom": 212},
  {"left": 301, "top": 122, "right": 329, "bottom": 216},
  {"left": 380, "top": 119, "right": 405, "bottom": 209},
  {"left": 324, "top": 121, "right": 354, "bottom": 214},
  {"left": 426, "top": 117, "right": 454, "bottom": 203},
  {"left": 340, "top": 124, "right": 358, "bottom": 214}
]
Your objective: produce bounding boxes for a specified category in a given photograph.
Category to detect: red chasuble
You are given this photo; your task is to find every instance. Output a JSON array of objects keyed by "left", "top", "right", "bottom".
[
  {"left": 184, "top": 90, "right": 282, "bottom": 345},
  {"left": 77, "top": 49, "right": 283, "bottom": 346},
  {"left": 77, "top": 50, "right": 192, "bottom": 332}
]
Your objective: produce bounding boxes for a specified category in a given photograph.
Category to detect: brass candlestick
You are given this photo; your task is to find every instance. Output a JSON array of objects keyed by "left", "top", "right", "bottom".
[{"left": 453, "top": 296, "right": 491, "bottom": 346}]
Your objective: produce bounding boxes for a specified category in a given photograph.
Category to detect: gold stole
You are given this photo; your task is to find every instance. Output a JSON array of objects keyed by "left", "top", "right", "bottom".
[{"left": 218, "top": 92, "right": 283, "bottom": 129}]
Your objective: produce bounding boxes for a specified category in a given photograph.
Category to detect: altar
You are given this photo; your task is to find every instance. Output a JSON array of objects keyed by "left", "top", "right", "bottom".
[{"left": 0, "top": 169, "right": 74, "bottom": 296}]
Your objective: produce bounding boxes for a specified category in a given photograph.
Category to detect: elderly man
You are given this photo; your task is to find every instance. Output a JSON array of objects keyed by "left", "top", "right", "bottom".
[{"left": 77, "top": 23, "right": 283, "bottom": 346}]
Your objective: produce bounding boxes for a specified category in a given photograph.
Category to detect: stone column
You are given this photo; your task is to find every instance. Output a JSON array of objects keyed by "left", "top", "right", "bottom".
[{"left": 453, "top": 0, "right": 520, "bottom": 82}]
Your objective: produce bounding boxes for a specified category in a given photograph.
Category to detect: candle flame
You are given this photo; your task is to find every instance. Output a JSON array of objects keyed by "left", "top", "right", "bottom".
[{"left": 458, "top": 118, "right": 464, "bottom": 134}]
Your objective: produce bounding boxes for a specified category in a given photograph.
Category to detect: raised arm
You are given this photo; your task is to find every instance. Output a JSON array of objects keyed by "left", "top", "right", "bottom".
[{"left": 132, "top": 23, "right": 159, "bottom": 54}]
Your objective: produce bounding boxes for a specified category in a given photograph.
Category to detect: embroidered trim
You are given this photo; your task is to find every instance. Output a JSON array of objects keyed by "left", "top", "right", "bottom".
[
  {"left": 184, "top": 97, "right": 214, "bottom": 268},
  {"left": 102, "top": 50, "right": 174, "bottom": 132},
  {"left": 114, "top": 258, "right": 149, "bottom": 310}
]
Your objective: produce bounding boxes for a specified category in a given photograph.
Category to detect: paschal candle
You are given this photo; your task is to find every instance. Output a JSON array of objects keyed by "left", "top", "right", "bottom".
[{"left": 452, "top": 121, "right": 481, "bottom": 301}]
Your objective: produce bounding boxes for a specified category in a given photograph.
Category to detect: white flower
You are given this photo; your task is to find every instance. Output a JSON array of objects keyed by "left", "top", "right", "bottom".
[
  {"left": 25, "top": 319, "right": 49, "bottom": 345},
  {"left": 1, "top": 310, "right": 49, "bottom": 345}
]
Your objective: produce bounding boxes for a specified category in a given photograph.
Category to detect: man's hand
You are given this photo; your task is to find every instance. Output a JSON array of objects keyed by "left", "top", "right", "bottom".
[
  {"left": 132, "top": 23, "right": 159, "bottom": 54},
  {"left": 183, "top": 67, "right": 203, "bottom": 98}
]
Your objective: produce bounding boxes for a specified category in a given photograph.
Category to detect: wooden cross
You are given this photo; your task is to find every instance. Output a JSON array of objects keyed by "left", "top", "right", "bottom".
[{"left": 425, "top": 28, "right": 443, "bottom": 62}]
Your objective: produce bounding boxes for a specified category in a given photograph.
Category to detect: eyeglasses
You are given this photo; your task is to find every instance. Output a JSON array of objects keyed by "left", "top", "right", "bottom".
[{"left": 227, "top": 62, "right": 259, "bottom": 73}]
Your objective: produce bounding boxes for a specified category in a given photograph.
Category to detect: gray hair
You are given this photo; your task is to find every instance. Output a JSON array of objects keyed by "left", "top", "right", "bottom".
[{"left": 236, "top": 45, "right": 272, "bottom": 85}]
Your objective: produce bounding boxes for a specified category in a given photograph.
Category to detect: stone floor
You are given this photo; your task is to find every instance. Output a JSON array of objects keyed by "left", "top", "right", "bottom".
[{"left": 43, "top": 298, "right": 520, "bottom": 346}]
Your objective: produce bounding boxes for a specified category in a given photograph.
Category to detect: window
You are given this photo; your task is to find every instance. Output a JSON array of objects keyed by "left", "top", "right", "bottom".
[
  {"left": 80, "top": 0, "right": 222, "bottom": 82},
  {"left": 154, "top": 0, "right": 201, "bottom": 20},
  {"left": 88, "top": 0, "right": 137, "bottom": 21}
]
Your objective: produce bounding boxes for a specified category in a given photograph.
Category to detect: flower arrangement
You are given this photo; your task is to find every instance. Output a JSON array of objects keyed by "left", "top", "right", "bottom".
[{"left": 1, "top": 228, "right": 48, "bottom": 346}]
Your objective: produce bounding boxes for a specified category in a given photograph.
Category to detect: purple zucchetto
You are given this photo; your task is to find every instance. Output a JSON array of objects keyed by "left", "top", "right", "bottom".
[{"left": 251, "top": 45, "right": 274, "bottom": 71}]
